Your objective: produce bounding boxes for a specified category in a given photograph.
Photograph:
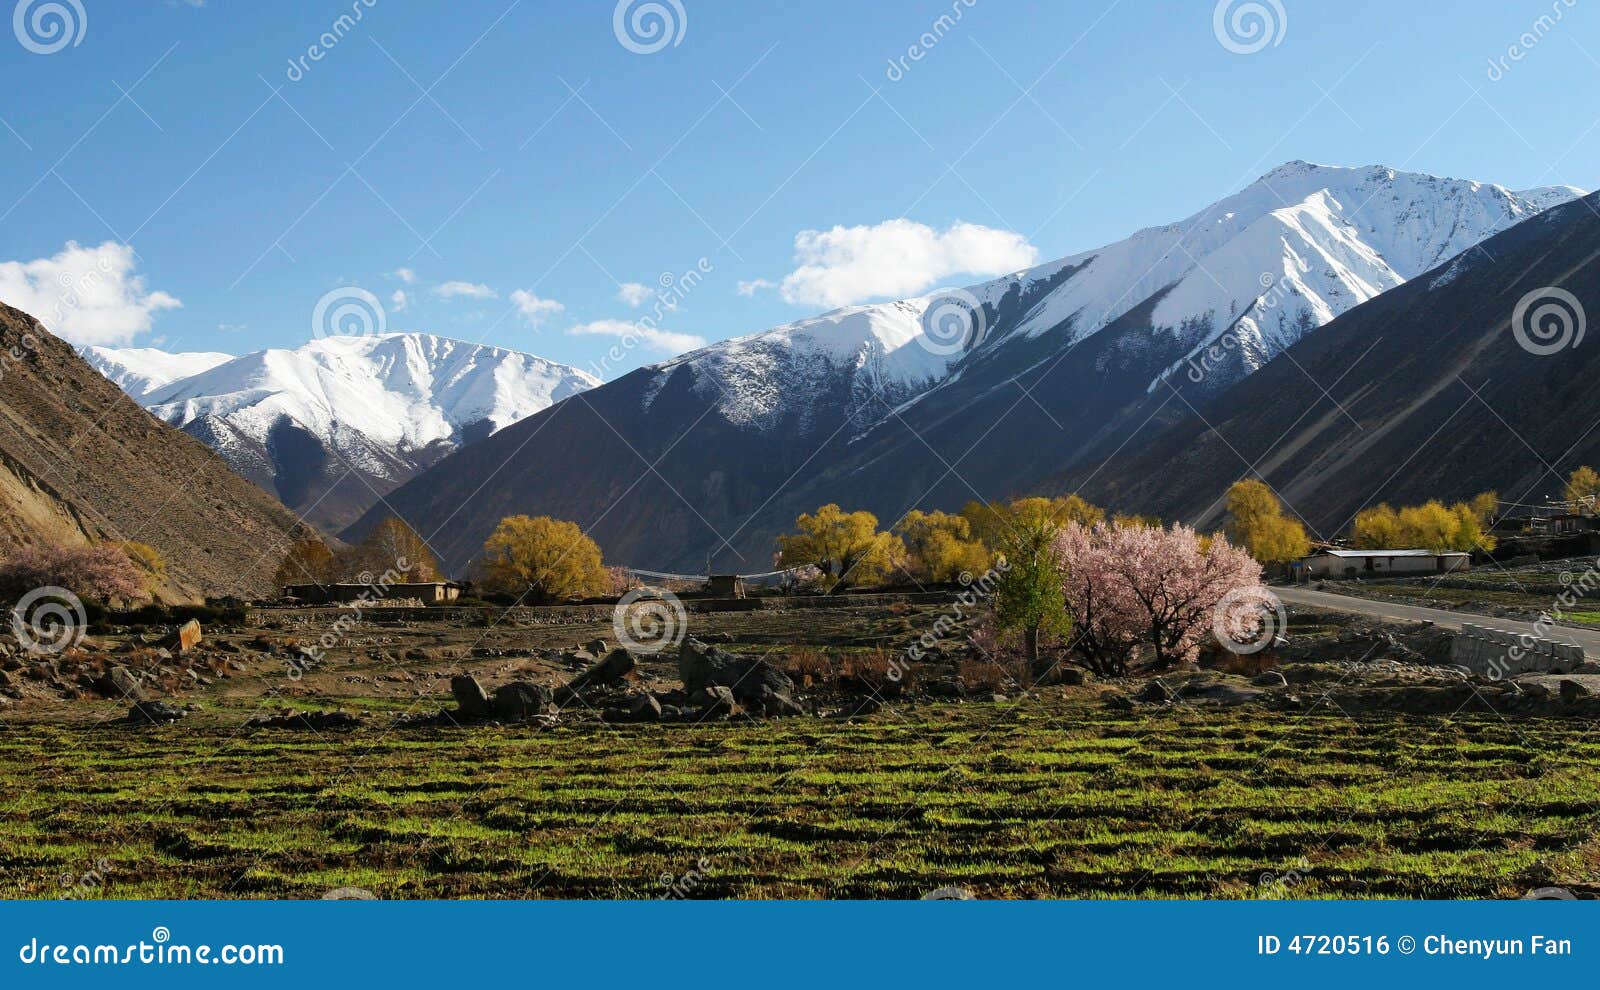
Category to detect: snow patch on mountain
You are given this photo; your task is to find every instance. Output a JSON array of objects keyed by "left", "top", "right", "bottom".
[{"left": 81, "top": 345, "right": 233, "bottom": 400}]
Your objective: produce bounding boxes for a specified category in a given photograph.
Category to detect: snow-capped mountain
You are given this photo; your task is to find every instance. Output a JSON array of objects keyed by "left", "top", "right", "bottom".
[
  {"left": 88, "top": 333, "right": 600, "bottom": 530},
  {"left": 349, "top": 163, "right": 1582, "bottom": 574},
  {"left": 81, "top": 345, "right": 233, "bottom": 400}
]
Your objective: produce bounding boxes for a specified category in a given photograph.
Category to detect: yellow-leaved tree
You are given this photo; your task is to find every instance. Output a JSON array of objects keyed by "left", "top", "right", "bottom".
[
  {"left": 775, "top": 504, "right": 903, "bottom": 590},
  {"left": 1223, "top": 480, "right": 1310, "bottom": 563},
  {"left": 1565, "top": 466, "right": 1600, "bottom": 512},
  {"left": 895, "top": 510, "right": 990, "bottom": 582},
  {"left": 479, "top": 515, "right": 608, "bottom": 603},
  {"left": 1353, "top": 498, "right": 1495, "bottom": 552}
]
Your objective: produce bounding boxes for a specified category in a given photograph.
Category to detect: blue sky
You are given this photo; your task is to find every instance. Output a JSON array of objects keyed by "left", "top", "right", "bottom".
[{"left": 0, "top": 0, "right": 1595, "bottom": 377}]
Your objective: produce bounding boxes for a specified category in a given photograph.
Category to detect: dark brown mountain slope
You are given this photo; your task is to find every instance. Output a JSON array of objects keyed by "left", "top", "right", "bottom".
[
  {"left": 0, "top": 304, "right": 306, "bottom": 601},
  {"left": 1063, "top": 192, "right": 1600, "bottom": 537}
]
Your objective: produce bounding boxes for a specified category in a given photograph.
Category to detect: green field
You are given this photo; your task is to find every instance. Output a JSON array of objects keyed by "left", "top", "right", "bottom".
[{"left": 4, "top": 700, "right": 1599, "bottom": 899}]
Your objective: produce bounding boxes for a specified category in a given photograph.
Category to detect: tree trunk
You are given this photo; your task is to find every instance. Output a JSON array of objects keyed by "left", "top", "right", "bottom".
[{"left": 1024, "top": 625, "right": 1040, "bottom": 670}]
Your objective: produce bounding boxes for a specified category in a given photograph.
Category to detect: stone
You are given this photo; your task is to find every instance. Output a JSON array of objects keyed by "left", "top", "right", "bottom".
[
  {"left": 101, "top": 665, "right": 146, "bottom": 701},
  {"left": 561, "top": 648, "right": 637, "bottom": 697},
  {"left": 585, "top": 638, "right": 609, "bottom": 657},
  {"left": 1560, "top": 679, "right": 1592, "bottom": 703},
  {"left": 678, "top": 638, "right": 795, "bottom": 706},
  {"left": 451, "top": 674, "right": 491, "bottom": 717},
  {"left": 1251, "top": 671, "right": 1289, "bottom": 688},
  {"left": 170, "top": 620, "right": 203, "bottom": 655},
  {"left": 1135, "top": 680, "right": 1178, "bottom": 704},
  {"left": 629, "top": 693, "right": 663, "bottom": 722},
  {"left": 491, "top": 681, "right": 553, "bottom": 721},
  {"left": 1105, "top": 694, "right": 1136, "bottom": 711},
  {"left": 1056, "top": 667, "right": 1091, "bottom": 687},
  {"left": 128, "top": 700, "right": 185, "bottom": 724},
  {"left": 757, "top": 685, "right": 803, "bottom": 717},
  {"left": 695, "top": 685, "right": 740, "bottom": 718}
]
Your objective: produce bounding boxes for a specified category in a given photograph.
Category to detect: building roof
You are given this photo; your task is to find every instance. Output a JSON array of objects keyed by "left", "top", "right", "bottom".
[{"left": 1311, "top": 549, "right": 1469, "bottom": 558}]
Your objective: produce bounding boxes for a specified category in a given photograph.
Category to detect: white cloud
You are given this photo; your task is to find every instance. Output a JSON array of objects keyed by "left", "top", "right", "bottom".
[
  {"left": 390, "top": 289, "right": 408, "bottom": 312},
  {"left": 737, "top": 278, "right": 776, "bottom": 296},
  {"left": 510, "top": 289, "right": 564, "bottom": 326},
  {"left": 616, "top": 282, "right": 653, "bottom": 307},
  {"left": 393, "top": 267, "right": 417, "bottom": 285},
  {"left": 0, "top": 241, "right": 181, "bottom": 346},
  {"left": 770, "top": 219, "right": 1037, "bottom": 308},
  {"left": 567, "top": 319, "right": 705, "bottom": 356},
  {"left": 433, "top": 280, "right": 496, "bottom": 300}
]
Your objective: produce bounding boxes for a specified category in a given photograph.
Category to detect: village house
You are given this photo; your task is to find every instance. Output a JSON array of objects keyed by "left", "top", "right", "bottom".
[{"left": 1293, "top": 548, "right": 1471, "bottom": 579}]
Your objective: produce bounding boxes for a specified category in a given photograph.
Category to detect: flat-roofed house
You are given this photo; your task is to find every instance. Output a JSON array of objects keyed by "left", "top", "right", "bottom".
[{"left": 1295, "top": 549, "right": 1471, "bottom": 579}]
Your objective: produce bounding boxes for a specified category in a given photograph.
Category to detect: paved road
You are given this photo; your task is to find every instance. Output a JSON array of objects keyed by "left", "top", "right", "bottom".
[{"left": 1275, "top": 585, "right": 1599, "bottom": 653}]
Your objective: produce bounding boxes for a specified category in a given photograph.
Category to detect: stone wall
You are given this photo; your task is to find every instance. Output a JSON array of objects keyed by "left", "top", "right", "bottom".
[{"left": 1449, "top": 622, "right": 1586, "bottom": 678}]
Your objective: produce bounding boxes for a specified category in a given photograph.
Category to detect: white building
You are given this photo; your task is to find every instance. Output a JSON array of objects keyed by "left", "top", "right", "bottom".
[{"left": 1294, "top": 548, "right": 1471, "bottom": 579}]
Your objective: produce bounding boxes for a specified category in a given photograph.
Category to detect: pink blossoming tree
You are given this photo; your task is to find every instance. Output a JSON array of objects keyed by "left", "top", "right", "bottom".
[
  {"left": 0, "top": 542, "right": 149, "bottom": 605},
  {"left": 1054, "top": 522, "right": 1262, "bottom": 673}
]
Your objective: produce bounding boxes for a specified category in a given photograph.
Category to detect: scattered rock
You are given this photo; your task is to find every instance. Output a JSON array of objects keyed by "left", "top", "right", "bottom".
[
  {"left": 585, "top": 638, "right": 609, "bottom": 657},
  {"left": 693, "top": 685, "right": 740, "bottom": 719},
  {"left": 679, "top": 638, "right": 795, "bottom": 708},
  {"left": 629, "top": 693, "right": 663, "bottom": 722},
  {"left": 1251, "top": 671, "right": 1289, "bottom": 688},
  {"left": 1135, "top": 680, "right": 1178, "bottom": 704},
  {"left": 100, "top": 665, "right": 146, "bottom": 701},
  {"left": 757, "top": 685, "right": 803, "bottom": 717},
  {"left": 1056, "top": 667, "right": 1091, "bottom": 687},
  {"left": 1560, "top": 679, "right": 1592, "bottom": 703},
  {"left": 128, "top": 701, "right": 185, "bottom": 724},
  {"left": 1105, "top": 694, "right": 1136, "bottom": 711},
  {"left": 561, "top": 648, "right": 637, "bottom": 698},
  {"left": 450, "top": 674, "right": 491, "bottom": 717},
  {"left": 491, "top": 681, "right": 554, "bottom": 721},
  {"left": 248, "top": 709, "right": 362, "bottom": 731}
]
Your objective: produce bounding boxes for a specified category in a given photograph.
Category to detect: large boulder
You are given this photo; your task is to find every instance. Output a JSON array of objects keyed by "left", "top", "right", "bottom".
[
  {"left": 678, "top": 638, "right": 796, "bottom": 707},
  {"left": 451, "top": 674, "right": 491, "bottom": 717},
  {"left": 561, "top": 648, "right": 637, "bottom": 698},
  {"left": 629, "top": 693, "right": 663, "bottom": 722},
  {"left": 692, "top": 685, "right": 740, "bottom": 719},
  {"left": 170, "top": 620, "right": 203, "bottom": 655},
  {"left": 100, "top": 665, "right": 146, "bottom": 701},
  {"left": 491, "top": 681, "right": 554, "bottom": 721}
]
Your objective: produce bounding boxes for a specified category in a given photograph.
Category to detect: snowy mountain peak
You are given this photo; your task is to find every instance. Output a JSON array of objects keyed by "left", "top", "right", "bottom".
[{"left": 86, "top": 332, "right": 600, "bottom": 530}]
